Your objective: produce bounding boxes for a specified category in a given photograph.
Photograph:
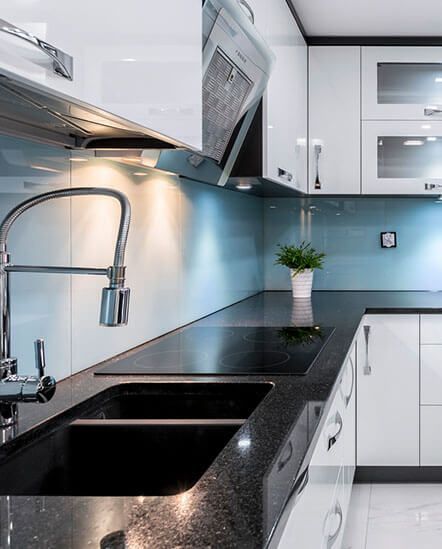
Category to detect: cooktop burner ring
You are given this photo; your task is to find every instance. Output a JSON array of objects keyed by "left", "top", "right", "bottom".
[
  {"left": 219, "top": 350, "right": 291, "bottom": 370},
  {"left": 184, "top": 327, "right": 235, "bottom": 342},
  {"left": 133, "top": 349, "right": 209, "bottom": 369}
]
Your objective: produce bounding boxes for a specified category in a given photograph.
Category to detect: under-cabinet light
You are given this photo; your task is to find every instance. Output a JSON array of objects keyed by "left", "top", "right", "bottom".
[
  {"left": 427, "top": 137, "right": 438, "bottom": 142},
  {"left": 435, "top": 77, "right": 442, "bottom": 83},
  {"left": 236, "top": 182, "right": 252, "bottom": 191},
  {"left": 30, "top": 164, "right": 62, "bottom": 173}
]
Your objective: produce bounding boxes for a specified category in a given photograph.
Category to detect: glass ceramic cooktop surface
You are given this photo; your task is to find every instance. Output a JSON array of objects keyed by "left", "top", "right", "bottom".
[{"left": 96, "top": 326, "right": 335, "bottom": 376}]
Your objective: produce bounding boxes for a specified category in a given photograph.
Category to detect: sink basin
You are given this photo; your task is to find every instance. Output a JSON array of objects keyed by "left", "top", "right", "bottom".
[
  {"left": 78, "top": 381, "right": 272, "bottom": 420},
  {"left": 0, "top": 382, "right": 272, "bottom": 496}
]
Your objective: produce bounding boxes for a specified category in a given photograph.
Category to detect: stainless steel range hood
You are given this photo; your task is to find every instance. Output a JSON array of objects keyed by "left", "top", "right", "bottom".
[{"left": 0, "top": 74, "right": 181, "bottom": 151}]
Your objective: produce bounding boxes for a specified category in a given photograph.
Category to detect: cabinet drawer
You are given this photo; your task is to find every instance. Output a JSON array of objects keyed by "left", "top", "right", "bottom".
[
  {"left": 275, "top": 465, "right": 336, "bottom": 549},
  {"left": 421, "top": 345, "right": 442, "bottom": 405},
  {"left": 421, "top": 406, "right": 442, "bottom": 466},
  {"left": 311, "top": 386, "right": 345, "bottom": 474},
  {"left": 340, "top": 346, "right": 356, "bottom": 502},
  {"left": 322, "top": 467, "right": 347, "bottom": 549},
  {"left": 421, "top": 315, "right": 442, "bottom": 344}
]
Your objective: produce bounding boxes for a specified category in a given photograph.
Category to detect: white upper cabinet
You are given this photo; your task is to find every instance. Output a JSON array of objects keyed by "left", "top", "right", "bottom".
[
  {"left": 362, "top": 120, "right": 442, "bottom": 194},
  {"left": 362, "top": 47, "right": 442, "bottom": 121},
  {"left": 261, "top": 2, "right": 307, "bottom": 191},
  {"left": 248, "top": 0, "right": 307, "bottom": 191},
  {"left": 309, "top": 46, "right": 361, "bottom": 194},
  {"left": 0, "top": 1, "right": 202, "bottom": 149}
]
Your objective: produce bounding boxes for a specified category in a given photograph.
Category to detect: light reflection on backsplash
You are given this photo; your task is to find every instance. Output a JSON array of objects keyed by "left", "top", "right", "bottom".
[
  {"left": 264, "top": 196, "right": 442, "bottom": 291},
  {"left": 0, "top": 135, "right": 264, "bottom": 382}
]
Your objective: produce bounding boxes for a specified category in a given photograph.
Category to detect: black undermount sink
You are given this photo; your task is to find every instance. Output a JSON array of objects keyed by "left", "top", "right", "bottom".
[{"left": 0, "top": 382, "right": 272, "bottom": 496}]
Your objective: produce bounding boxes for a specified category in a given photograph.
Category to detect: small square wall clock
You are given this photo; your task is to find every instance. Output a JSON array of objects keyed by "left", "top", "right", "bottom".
[{"left": 380, "top": 231, "right": 397, "bottom": 248}]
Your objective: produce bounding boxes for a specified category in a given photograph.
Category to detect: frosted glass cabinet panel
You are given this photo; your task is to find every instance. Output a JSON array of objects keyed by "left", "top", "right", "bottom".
[
  {"left": 378, "top": 63, "right": 442, "bottom": 106},
  {"left": 363, "top": 121, "right": 442, "bottom": 194},
  {"left": 363, "top": 47, "right": 442, "bottom": 120}
]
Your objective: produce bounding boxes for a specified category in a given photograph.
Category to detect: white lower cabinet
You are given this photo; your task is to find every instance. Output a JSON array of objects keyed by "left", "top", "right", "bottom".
[
  {"left": 421, "top": 406, "right": 442, "bottom": 465},
  {"left": 421, "top": 345, "right": 442, "bottom": 405},
  {"left": 276, "top": 350, "right": 355, "bottom": 548},
  {"left": 340, "top": 346, "right": 356, "bottom": 505},
  {"left": 419, "top": 315, "right": 442, "bottom": 464},
  {"left": 356, "top": 315, "right": 420, "bottom": 466}
]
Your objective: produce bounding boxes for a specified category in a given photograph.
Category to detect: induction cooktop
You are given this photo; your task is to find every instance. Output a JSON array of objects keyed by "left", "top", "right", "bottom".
[{"left": 95, "top": 326, "right": 335, "bottom": 376}]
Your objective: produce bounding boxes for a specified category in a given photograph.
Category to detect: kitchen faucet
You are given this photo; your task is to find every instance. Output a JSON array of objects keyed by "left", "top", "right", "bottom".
[{"left": 0, "top": 187, "right": 131, "bottom": 431}]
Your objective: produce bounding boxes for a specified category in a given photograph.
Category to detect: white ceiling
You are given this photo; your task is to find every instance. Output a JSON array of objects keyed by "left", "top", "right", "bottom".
[{"left": 291, "top": 0, "right": 442, "bottom": 36}]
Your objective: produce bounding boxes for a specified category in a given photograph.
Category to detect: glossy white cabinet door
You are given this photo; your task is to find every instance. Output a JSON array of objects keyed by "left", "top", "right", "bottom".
[
  {"left": 321, "top": 467, "right": 346, "bottom": 549},
  {"left": 340, "top": 345, "right": 356, "bottom": 507},
  {"left": 362, "top": 47, "right": 442, "bottom": 121},
  {"left": 277, "top": 391, "right": 344, "bottom": 549},
  {"left": 249, "top": 0, "right": 307, "bottom": 191},
  {"left": 309, "top": 46, "right": 361, "bottom": 195},
  {"left": 421, "top": 315, "right": 442, "bottom": 344},
  {"left": 357, "top": 315, "right": 420, "bottom": 466},
  {"left": 276, "top": 466, "right": 334, "bottom": 549},
  {"left": 362, "top": 120, "right": 442, "bottom": 194},
  {"left": 421, "top": 406, "right": 442, "bottom": 465},
  {"left": 0, "top": 1, "right": 202, "bottom": 149},
  {"left": 421, "top": 346, "right": 442, "bottom": 405},
  {"left": 262, "top": 2, "right": 307, "bottom": 191}
]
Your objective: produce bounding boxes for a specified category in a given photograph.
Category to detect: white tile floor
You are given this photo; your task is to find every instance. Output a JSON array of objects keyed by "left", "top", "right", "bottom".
[{"left": 342, "top": 484, "right": 442, "bottom": 549}]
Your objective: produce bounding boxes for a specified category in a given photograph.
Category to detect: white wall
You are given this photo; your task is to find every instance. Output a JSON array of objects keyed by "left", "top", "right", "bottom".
[{"left": 0, "top": 136, "right": 264, "bottom": 380}]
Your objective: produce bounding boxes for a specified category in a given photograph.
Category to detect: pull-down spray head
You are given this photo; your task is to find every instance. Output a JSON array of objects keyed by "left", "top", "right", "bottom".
[{"left": 100, "top": 266, "right": 130, "bottom": 327}]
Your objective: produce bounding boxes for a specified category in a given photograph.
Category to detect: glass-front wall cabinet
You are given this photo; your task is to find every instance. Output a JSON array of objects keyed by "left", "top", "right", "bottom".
[
  {"left": 363, "top": 47, "right": 442, "bottom": 120},
  {"left": 363, "top": 121, "right": 442, "bottom": 194}
]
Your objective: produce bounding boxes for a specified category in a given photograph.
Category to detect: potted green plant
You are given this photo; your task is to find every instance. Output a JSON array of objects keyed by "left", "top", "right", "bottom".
[{"left": 275, "top": 242, "right": 325, "bottom": 298}]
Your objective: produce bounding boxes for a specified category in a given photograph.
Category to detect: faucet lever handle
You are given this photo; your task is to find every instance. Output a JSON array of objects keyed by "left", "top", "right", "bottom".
[{"left": 34, "top": 338, "right": 46, "bottom": 378}]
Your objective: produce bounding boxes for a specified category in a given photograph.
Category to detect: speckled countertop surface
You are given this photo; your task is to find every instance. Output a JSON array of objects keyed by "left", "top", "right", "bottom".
[{"left": 3, "top": 290, "right": 442, "bottom": 549}]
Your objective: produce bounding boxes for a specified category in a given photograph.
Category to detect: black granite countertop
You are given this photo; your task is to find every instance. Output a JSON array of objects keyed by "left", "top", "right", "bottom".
[{"left": 4, "top": 290, "right": 442, "bottom": 549}]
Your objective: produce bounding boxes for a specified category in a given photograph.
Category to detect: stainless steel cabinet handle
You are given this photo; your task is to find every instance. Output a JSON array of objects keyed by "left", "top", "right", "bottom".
[
  {"left": 325, "top": 501, "right": 343, "bottom": 549},
  {"left": 278, "top": 167, "right": 293, "bottom": 182},
  {"left": 277, "top": 440, "right": 293, "bottom": 471},
  {"left": 363, "top": 325, "right": 372, "bottom": 375},
  {"left": 340, "top": 355, "right": 355, "bottom": 408},
  {"left": 0, "top": 18, "right": 73, "bottom": 80},
  {"left": 285, "top": 466, "right": 309, "bottom": 508},
  {"left": 327, "top": 411, "right": 343, "bottom": 451},
  {"left": 314, "top": 144, "right": 322, "bottom": 190},
  {"left": 237, "top": 0, "right": 255, "bottom": 23},
  {"left": 425, "top": 182, "right": 442, "bottom": 191},
  {"left": 424, "top": 107, "right": 442, "bottom": 116},
  {"left": 34, "top": 338, "right": 46, "bottom": 378}
]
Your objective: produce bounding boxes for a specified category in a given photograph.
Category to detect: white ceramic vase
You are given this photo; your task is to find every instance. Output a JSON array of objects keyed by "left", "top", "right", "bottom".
[{"left": 290, "top": 269, "right": 314, "bottom": 298}]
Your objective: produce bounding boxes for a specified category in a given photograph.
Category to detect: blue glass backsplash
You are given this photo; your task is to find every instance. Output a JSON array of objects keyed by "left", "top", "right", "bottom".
[
  {"left": 264, "top": 197, "right": 442, "bottom": 291},
  {"left": 0, "top": 135, "right": 264, "bottom": 380}
]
